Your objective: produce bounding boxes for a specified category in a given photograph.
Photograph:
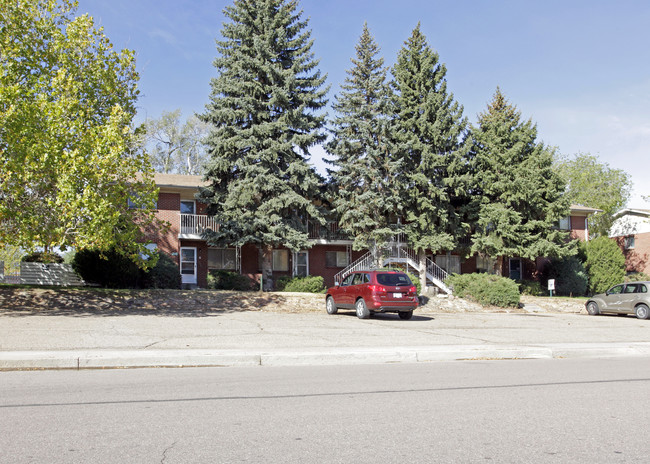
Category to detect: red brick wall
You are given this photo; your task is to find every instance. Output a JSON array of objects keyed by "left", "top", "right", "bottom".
[
  {"left": 569, "top": 215, "right": 587, "bottom": 241},
  {"left": 616, "top": 233, "right": 650, "bottom": 275},
  {"left": 142, "top": 192, "right": 181, "bottom": 262}
]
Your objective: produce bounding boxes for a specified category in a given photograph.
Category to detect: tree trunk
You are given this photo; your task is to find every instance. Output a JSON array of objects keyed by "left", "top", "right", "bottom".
[
  {"left": 493, "top": 256, "right": 504, "bottom": 276},
  {"left": 261, "top": 244, "right": 273, "bottom": 291},
  {"left": 418, "top": 249, "right": 427, "bottom": 292}
]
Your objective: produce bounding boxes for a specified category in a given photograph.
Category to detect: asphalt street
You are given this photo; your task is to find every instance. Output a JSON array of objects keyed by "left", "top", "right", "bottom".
[{"left": 2, "top": 307, "right": 650, "bottom": 369}]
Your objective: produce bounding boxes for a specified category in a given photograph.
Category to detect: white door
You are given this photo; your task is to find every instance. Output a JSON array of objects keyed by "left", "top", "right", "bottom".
[
  {"left": 293, "top": 251, "right": 309, "bottom": 277},
  {"left": 180, "top": 247, "right": 197, "bottom": 284}
]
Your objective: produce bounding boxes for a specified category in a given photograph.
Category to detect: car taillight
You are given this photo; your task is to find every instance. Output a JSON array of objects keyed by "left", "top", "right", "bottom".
[
  {"left": 408, "top": 286, "right": 417, "bottom": 294},
  {"left": 368, "top": 285, "right": 387, "bottom": 293}
]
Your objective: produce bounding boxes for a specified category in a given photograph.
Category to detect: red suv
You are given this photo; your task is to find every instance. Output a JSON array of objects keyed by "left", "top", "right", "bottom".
[{"left": 325, "top": 270, "right": 418, "bottom": 320}]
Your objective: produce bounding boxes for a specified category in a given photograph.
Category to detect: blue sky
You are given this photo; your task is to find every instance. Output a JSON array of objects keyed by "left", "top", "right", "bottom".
[{"left": 79, "top": 0, "right": 650, "bottom": 206}]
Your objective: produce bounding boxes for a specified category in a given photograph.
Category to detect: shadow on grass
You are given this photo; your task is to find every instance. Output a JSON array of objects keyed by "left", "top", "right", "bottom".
[{"left": 0, "top": 287, "right": 304, "bottom": 318}]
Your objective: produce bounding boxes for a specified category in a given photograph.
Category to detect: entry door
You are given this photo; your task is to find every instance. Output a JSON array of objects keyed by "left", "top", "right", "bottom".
[
  {"left": 509, "top": 258, "right": 522, "bottom": 280},
  {"left": 293, "top": 251, "right": 309, "bottom": 277},
  {"left": 180, "top": 247, "right": 197, "bottom": 284}
]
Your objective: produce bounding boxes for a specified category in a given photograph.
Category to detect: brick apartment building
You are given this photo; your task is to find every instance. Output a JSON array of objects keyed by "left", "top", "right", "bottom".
[{"left": 147, "top": 173, "right": 599, "bottom": 290}]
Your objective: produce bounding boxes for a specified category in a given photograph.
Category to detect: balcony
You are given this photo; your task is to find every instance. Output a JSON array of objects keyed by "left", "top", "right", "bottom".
[
  {"left": 179, "top": 214, "right": 220, "bottom": 238},
  {"left": 307, "top": 220, "right": 350, "bottom": 242}
]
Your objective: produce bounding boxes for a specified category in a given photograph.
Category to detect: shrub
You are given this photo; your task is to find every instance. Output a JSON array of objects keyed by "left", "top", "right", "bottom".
[
  {"left": 541, "top": 256, "right": 588, "bottom": 297},
  {"left": 21, "top": 251, "right": 64, "bottom": 264},
  {"left": 207, "top": 270, "right": 256, "bottom": 291},
  {"left": 141, "top": 252, "right": 181, "bottom": 289},
  {"left": 584, "top": 236, "right": 625, "bottom": 294},
  {"left": 406, "top": 272, "right": 421, "bottom": 295},
  {"left": 519, "top": 280, "right": 543, "bottom": 296},
  {"left": 72, "top": 248, "right": 141, "bottom": 288},
  {"left": 276, "top": 275, "right": 325, "bottom": 293},
  {"left": 625, "top": 272, "right": 650, "bottom": 282},
  {"left": 446, "top": 273, "right": 520, "bottom": 308}
]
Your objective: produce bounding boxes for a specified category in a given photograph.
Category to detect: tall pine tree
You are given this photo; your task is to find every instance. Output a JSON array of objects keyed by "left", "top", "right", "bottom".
[
  {"left": 391, "top": 24, "right": 470, "bottom": 287},
  {"left": 326, "top": 24, "right": 402, "bottom": 259},
  {"left": 470, "top": 88, "right": 572, "bottom": 274},
  {"left": 199, "top": 0, "right": 328, "bottom": 290}
]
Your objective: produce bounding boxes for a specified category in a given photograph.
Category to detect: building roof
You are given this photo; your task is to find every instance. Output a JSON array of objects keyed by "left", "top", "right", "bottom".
[
  {"left": 613, "top": 208, "right": 650, "bottom": 219},
  {"left": 570, "top": 204, "right": 602, "bottom": 215},
  {"left": 153, "top": 173, "right": 208, "bottom": 189}
]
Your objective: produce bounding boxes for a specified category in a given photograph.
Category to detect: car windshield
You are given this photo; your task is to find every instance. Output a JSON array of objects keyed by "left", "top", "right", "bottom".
[{"left": 376, "top": 273, "right": 411, "bottom": 286}]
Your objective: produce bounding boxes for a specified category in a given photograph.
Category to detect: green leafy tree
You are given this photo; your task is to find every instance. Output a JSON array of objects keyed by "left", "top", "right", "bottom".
[
  {"left": 554, "top": 152, "right": 632, "bottom": 237},
  {"left": 469, "top": 88, "right": 573, "bottom": 273},
  {"left": 391, "top": 24, "right": 470, "bottom": 287},
  {"left": 198, "top": 0, "right": 328, "bottom": 290},
  {"left": 144, "top": 109, "right": 209, "bottom": 175},
  {"left": 326, "top": 23, "right": 402, "bottom": 260},
  {"left": 0, "top": 0, "right": 159, "bottom": 266},
  {"left": 584, "top": 236, "right": 626, "bottom": 294}
]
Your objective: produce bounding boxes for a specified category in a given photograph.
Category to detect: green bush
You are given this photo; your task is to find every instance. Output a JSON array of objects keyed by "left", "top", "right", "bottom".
[
  {"left": 585, "top": 236, "right": 625, "bottom": 294},
  {"left": 72, "top": 248, "right": 180, "bottom": 289},
  {"left": 519, "top": 280, "right": 543, "bottom": 296},
  {"left": 446, "top": 273, "right": 520, "bottom": 308},
  {"left": 72, "top": 248, "right": 141, "bottom": 288},
  {"left": 625, "top": 272, "right": 650, "bottom": 282},
  {"left": 406, "top": 272, "right": 421, "bottom": 295},
  {"left": 542, "top": 256, "right": 588, "bottom": 297},
  {"left": 207, "top": 270, "right": 256, "bottom": 291},
  {"left": 276, "top": 275, "right": 325, "bottom": 293},
  {"left": 21, "top": 251, "right": 64, "bottom": 263},
  {"left": 141, "top": 252, "right": 181, "bottom": 289}
]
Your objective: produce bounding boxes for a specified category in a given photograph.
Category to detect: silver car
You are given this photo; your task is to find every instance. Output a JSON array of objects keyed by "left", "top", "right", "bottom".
[{"left": 586, "top": 281, "right": 650, "bottom": 319}]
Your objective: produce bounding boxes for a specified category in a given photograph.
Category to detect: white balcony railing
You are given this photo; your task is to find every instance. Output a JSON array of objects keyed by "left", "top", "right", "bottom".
[{"left": 179, "top": 214, "right": 220, "bottom": 237}]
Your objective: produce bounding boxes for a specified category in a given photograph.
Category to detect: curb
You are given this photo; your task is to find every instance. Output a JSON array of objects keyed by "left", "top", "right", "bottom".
[{"left": 3, "top": 343, "right": 650, "bottom": 370}]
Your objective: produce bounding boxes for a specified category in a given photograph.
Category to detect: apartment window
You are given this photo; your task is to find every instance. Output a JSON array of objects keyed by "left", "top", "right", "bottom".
[
  {"left": 558, "top": 217, "right": 570, "bottom": 230},
  {"left": 436, "top": 254, "right": 461, "bottom": 274},
  {"left": 476, "top": 255, "right": 496, "bottom": 274},
  {"left": 128, "top": 194, "right": 156, "bottom": 210},
  {"left": 325, "top": 251, "right": 349, "bottom": 268},
  {"left": 180, "top": 200, "right": 195, "bottom": 215},
  {"left": 625, "top": 236, "right": 635, "bottom": 250},
  {"left": 208, "top": 248, "right": 236, "bottom": 270},
  {"left": 272, "top": 249, "right": 289, "bottom": 271}
]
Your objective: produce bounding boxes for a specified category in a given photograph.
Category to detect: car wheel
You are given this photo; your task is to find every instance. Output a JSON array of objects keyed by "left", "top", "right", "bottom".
[
  {"left": 635, "top": 304, "right": 650, "bottom": 320},
  {"left": 326, "top": 296, "right": 338, "bottom": 315},
  {"left": 586, "top": 302, "right": 600, "bottom": 316},
  {"left": 355, "top": 299, "right": 370, "bottom": 319},
  {"left": 398, "top": 310, "right": 413, "bottom": 320}
]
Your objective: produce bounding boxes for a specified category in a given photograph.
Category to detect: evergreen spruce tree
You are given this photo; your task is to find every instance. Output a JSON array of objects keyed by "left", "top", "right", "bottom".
[
  {"left": 391, "top": 24, "right": 470, "bottom": 287},
  {"left": 199, "top": 0, "right": 328, "bottom": 290},
  {"left": 470, "top": 88, "right": 573, "bottom": 274},
  {"left": 326, "top": 24, "right": 402, "bottom": 260}
]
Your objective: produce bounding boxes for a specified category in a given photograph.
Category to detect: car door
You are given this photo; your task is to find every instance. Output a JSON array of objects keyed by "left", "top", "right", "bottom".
[
  {"left": 348, "top": 273, "right": 365, "bottom": 303},
  {"left": 337, "top": 274, "right": 355, "bottom": 307},
  {"left": 601, "top": 284, "right": 625, "bottom": 312},
  {"left": 620, "top": 283, "right": 644, "bottom": 313}
]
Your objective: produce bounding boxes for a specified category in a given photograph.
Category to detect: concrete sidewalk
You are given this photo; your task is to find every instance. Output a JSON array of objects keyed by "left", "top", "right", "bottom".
[{"left": 2, "top": 309, "right": 650, "bottom": 369}]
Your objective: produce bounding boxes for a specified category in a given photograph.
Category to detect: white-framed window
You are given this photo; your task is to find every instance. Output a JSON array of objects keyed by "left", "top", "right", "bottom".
[
  {"left": 208, "top": 248, "right": 237, "bottom": 270},
  {"left": 625, "top": 235, "right": 635, "bottom": 250},
  {"left": 558, "top": 216, "right": 570, "bottom": 230},
  {"left": 325, "top": 251, "right": 348, "bottom": 268}
]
